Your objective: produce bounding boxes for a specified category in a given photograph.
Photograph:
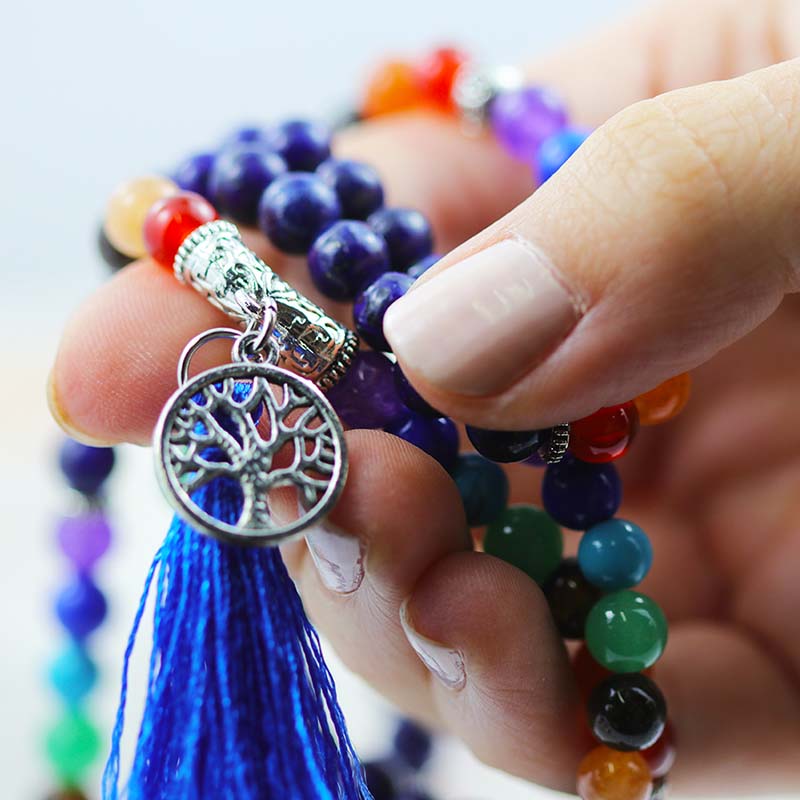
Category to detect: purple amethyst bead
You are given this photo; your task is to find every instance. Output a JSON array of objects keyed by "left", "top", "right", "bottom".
[
  {"left": 490, "top": 86, "right": 568, "bottom": 161},
  {"left": 316, "top": 159, "right": 384, "bottom": 220},
  {"left": 407, "top": 253, "right": 440, "bottom": 280},
  {"left": 353, "top": 271, "right": 414, "bottom": 352},
  {"left": 221, "top": 125, "right": 271, "bottom": 147},
  {"left": 55, "top": 575, "right": 108, "bottom": 640},
  {"left": 393, "top": 364, "right": 440, "bottom": 418},
  {"left": 56, "top": 512, "right": 112, "bottom": 571},
  {"left": 386, "top": 413, "right": 459, "bottom": 470},
  {"left": 367, "top": 208, "right": 434, "bottom": 270},
  {"left": 265, "top": 119, "right": 332, "bottom": 172},
  {"left": 327, "top": 351, "right": 408, "bottom": 430},
  {"left": 172, "top": 152, "right": 216, "bottom": 198},
  {"left": 58, "top": 440, "right": 115, "bottom": 496}
]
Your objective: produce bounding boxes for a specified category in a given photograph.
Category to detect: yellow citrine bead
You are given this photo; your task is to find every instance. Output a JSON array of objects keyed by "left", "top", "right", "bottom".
[{"left": 634, "top": 372, "right": 692, "bottom": 426}]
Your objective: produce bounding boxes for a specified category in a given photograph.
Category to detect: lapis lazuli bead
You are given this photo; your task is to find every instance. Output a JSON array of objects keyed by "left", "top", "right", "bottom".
[
  {"left": 393, "top": 718, "right": 433, "bottom": 770},
  {"left": 393, "top": 364, "right": 440, "bottom": 418},
  {"left": 353, "top": 271, "right": 414, "bottom": 352},
  {"left": 542, "top": 454, "right": 621, "bottom": 530},
  {"left": 367, "top": 208, "right": 434, "bottom": 270},
  {"left": 55, "top": 575, "right": 107, "bottom": 640},
  {"left": 308, "top": 220, "right": 390, "bottom": 300},
  {"left": 221, "top": 125, "right": 270, "bottom": 148},
  {"left": 450, "top": 453, "right": 509, "bottom": 526},
  {"left": 490, "top": 86, "right": 567, "bottom": 161},
  {"left": 48, "top": 643, "right": 98, "bottom": 706},
  {"left": 172, "top": 152, "right": 216, "bottom": 199},
  {"left": 578, "top": 518, "right": 652, "bottom": 590},
  {"left": 465, "top": 425, "right": 544, "bottom": 463},
  {"left": 208, "top": 145, "right": 287, "bottom": 226},
  {"left": 58, "top": 440, "right": 115, "bottom": 496},
  {"left": 266, "top": 119, "right": 332, "bottom": 172},
  {"left": 258, "top": 173, "right": 341, "bottom": 254},
  {"left": 316, "top": 159, "right": 384, "bottom": 220},
  {"left": 406, "top": 253, "right": 440, "bottom": 280},
  {"left": 536, "top": 127, "right": 590, "bottom": 183},
  {"left": 386, "top": 413, "right": 459, "bottom": 470}
]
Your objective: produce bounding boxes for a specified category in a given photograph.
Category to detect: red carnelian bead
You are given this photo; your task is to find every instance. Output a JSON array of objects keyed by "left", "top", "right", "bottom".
[
  {"left": 362, "top": 60, "right": 428, "bottom": 118},
  {"left": 641, "top": 721, "right": 676, "bottom": 779},
  {"left": 143, "top": 191, "right": 218, "bottom": 268},
  {"left": 570, "top": 402, "right": 639, "bottom": 463},
  {"left": 416, "top": 46, "right": 469, "bottom": 110}
]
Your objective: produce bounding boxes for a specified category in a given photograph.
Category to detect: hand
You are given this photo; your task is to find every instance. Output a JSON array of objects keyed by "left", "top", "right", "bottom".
[{"left": 49, "top": 0, "right": 800, "bottom": 794}]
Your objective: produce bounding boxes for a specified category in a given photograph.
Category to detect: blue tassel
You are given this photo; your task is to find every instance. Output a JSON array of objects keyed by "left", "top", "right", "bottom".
[{"left": 103, "top": 477, "right": 370, "bottom": 800}]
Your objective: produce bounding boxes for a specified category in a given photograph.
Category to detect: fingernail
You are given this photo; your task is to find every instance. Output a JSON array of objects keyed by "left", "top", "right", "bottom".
[
  {"left": 384, "top": 237, "right": 579, "bottom": 396},
  {"left": 400, "top": 599, "right": 465, "bottom": 690},
  {"left": 305, "top": 519, "right": 365, "bottom": 595},
  {"left": 47, "top": 370, "right": 114, "bottom": 446}
]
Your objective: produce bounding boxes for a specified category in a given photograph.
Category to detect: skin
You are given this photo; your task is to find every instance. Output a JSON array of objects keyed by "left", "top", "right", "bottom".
[{"left": 49, "top": 0, "right": 800, "bottom": 794}]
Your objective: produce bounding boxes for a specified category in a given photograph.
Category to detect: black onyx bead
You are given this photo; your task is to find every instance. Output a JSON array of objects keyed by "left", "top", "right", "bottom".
[
  {"left": 97, "top": 226, "right": 134, "bottom": 271},
  {"left": 466, "top": 425, "right": 544, "bottom": 463},
  {"left": 362, "top": 761, "right": 396, "bottom": 800},
  {"left": 588, "top": 673, "right": 667, "bottom": 751},
  {"left": 543, "top": 558, "right": 603, "bottom": 640},
  {"left": 392, "top": 718, "right": 433, "bottom": 770}
]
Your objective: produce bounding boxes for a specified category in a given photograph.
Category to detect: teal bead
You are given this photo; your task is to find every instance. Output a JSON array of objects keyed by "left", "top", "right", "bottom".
[
  {"left": 44, "top": 710, "right": 101, "bottom": 784},
  {"left": 585, "top": 590, "right": 668, "bottom": 672},
  {"left": 578, "top": 518, "right": 652, "bottom": 590},
  {"left": 483, "top": 505, "right": 563, "bottom": 585},
  {"left": 48, "top": 644, "right": 98, "bottom": 706}
]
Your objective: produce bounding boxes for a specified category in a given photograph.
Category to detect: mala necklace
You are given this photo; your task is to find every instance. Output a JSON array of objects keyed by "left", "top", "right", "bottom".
[{"left": 92, "top": 45, "right": 690, "bottom": 800}]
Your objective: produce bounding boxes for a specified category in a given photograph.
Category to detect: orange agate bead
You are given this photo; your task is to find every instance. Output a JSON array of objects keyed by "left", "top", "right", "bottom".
[
  {"left": 577, "top": 746, "right": 653, "bottom": 800},
  {"left": 362, "top": 60, "right": 427, "bottom": 118},
  {"left": 634, "top": 373, "right": 692, "bottom": 426},
  {"left": 416, "top": 46, "right": 469, "bottom": 110}
]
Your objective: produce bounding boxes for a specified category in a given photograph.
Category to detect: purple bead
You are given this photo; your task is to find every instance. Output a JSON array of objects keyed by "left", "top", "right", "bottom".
[
  {"left": 353, "top": 271, "right": 414, "bottom": 352},
  {"left": 393, "top": 365, "right": 440, "bottom": 418},
  {"left": 465, "top": 425, "right": 544, "bottom": 463},
  {"left": 259, "top": 172, "right": 342, "bottom": 254},
  {"left": 266, "top": 119, "right": 332, "bottom": 172},
  {"left": 367, "top": 208, "right": 433, "bottom": 270},
  {"left": 393, "top": 719, "right": 433, "bottom": 770},
  {"left": 55, "top": 575, "right": 107, "bottom": 640},
  {"left": 208, "top": 145, "right": 287, "bottom": 226},
  {"left": 536, "top": 127, "right": 591, "bottom": 183},
  {"left": 490, "top": 86, "right": 568, "bottom": 161},
  {"left": 171, "top": 152, "right": 215, "bottom": 198},
  {"left": 316, "top": 159, "right": 384, "bottom": 220},
  {"left": 58, "top": 440, "right": 115, "bottom": 496},
  {"left": 407, "top": 253, "right": 440, "bottom": 280},
  {"left": 386, "top": 413, "right": 459, "bottom": 470},
  {"left": 56, "top": 511, "right": 112, "bottom": 571},
  {"left": 221, "top": 125, "right": 270, "bottom": 147},
  {"left": 308, "top": 220, "right": 390, "bottom": 300},
  {"left": 327, "top": 351, "right": 407, "bottom": 429}
]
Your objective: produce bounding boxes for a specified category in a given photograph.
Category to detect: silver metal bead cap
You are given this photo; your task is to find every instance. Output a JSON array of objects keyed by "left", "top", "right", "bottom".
[
  {"left": 538, "top": 423, "right": 570, "bottom": 464},
  {"left": 452, "top": 63, "right": 525, "bottom": 132}
]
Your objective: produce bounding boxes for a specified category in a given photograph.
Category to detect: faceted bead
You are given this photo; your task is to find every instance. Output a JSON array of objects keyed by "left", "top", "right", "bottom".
[
  {"left": 585, "top": 591, "right": 668, "bottom": 673},
  {"left": 44, "top": 788, "right": 90, "bottom": 800},
  {"left": 58, "top": 440, "right": 115, "bottom": 496},
  {"left": 316, "top": 159, "right": 384, "bottom": 220},
  {"left": 103, "top": 175, "right": 177, "bottom": 258},
  {"left": 265, "top": 119, "right": 332, "bottom": 172},
  {"left": 641, "top": 722, "right": 676, "bottom": 779},
  {"left": 258, "top": 172, "right": 341, "bottom": 254},
  {"left": 48, "top": 643, "right": 98, "bottom": 706},
  {"left": 416, "top": 46, "right": 469, "bottom": 110},
  {"left": 386, "top": 413, "right": 459, "bottom": 470},
  {"left": 393, "top": 718, "right": 432, "bottom": 770},
  {"left": 542, "top": 455, "right": 621, "bottom": 530},
  {"left": 96, "top": 226, "right": 134, "bottom": 271},
  {"left": 450, "top": 453, "right": 510, "bottom": 526},
  {"left": 362, "top": 60, "right": 426, "bottom": 118},
  {"left": 578, "top": 519, "right": 652, "bottom": 591},
  {"left": 327, "top": 351, "right": 407, "bottom": 430},
  {"left": 466, "top": 425, "right": 544, "bottom": 463},
  {"left": 484, "top": 505, "right": 563, "bottom": 585},
  {"left": 634, "top": 374, "right": 691, "bottom": 426},
  {"left": 142, "top": 191, "right": 218, "bottom": 268},
  {"left": 588, "top": 673, "right": 667, "bottom": 751},
  {"left": 537, "top": 127, "right": 590, "bottom": 183},
  {"left": 393, "top": 365, "right": 441, "bottom": 418},
  {"left": 56, "top": 511, "right": 111, "bottom": 571},
  {"left": 577, "top": 746, "right": 653, "bottom": 800},
  {"left": 490, "top": 86, "right": 568, "bottom": 161},
  {"left": 308, "top": 220, "right": 390, "bottom": 300},
  {"left": 44, "top": 710, "right": 101, "bottom": 784},
  {"left": 207, "top": 145, "right": 287, "bottom": 226},
  {"left": 570, "top": 403, "right": 639, "bottom": 463},
  {"left": 353, "top": 271, "right": 414, "bottom": 351},
  {"left": 171, "top": 151, "right": 216, "bottom": 198},
  {"left": 543, "top": 558, "right": 603, "bottom": 640},
  {"left": 407, "top": 253, "right": 440, "bottom": 280},
  {"left": 55, "top": 575, "right": 107, "bottom": 640},
  {"left": 362, "top": 760, "right": 396, "bottom": 800},
  {"left": 367, "top": 207, "right": 434, "bottom": 270}
]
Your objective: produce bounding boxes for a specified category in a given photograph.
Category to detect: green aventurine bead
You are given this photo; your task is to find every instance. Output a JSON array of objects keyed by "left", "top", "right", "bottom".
[
  {"left": 585, "top": 590, "right": 668, "bottom": 672},
  {"left": 484, "top": 504, "right": 563, "bottom": 585},
  {"left": 44, "top": 710, "right": 100, "bottom": 784}
]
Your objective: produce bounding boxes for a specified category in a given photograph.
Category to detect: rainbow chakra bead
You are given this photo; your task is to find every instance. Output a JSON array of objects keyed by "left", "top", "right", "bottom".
[
  {"left": 570, "top": 403, "right": 639, "bottom": 464},
  {"left": 578, "top": 519, "right": 652, "bottom": 591},
  {"left": 577, "top": 746, "right": 653, "bottom": 800},
  {"left": 536, "top": 127, "right": 590, "bottom": 183},
  {"left": 634, "top": 373, "right": 692, "bottom": 426},
  {"left": 543, "top": 558, "right": 603, "bottom": 640}
]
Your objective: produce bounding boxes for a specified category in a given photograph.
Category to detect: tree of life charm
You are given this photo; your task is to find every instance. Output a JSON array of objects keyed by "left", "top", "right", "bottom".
[{"left": 154, "top": 361, "right": 348, "bottom": 546}]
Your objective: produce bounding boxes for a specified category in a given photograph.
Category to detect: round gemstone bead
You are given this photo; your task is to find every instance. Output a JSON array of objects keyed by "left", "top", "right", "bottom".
[
  {"left": 316, "top": 159, "right": 384, "bottom": 220},
  {"left": 416, "top": 46, "right": 469, "bottom": 110},
  {"left": 450, "top": 453, "right": 510, "bottom": 526},
  {"left": 393, "top": 365, "right": 441, "bottom": 418},
  {"left": 207, "top": 145, "right": 287, "bottom": 226},
  {"left": 588, "top": 673, "right": 667, "bottom": 751},
  {"left": 258, "top": 172, "right": 341, "bottom": 254},
  {"left": 634, "top": 373, "right": 692, "bottom": 426},
  {"left": 221, "top": 125, "right": 270, "bottom": 147},
  {"left": 308, "top": 220, "right": 390, "bottom": 300},
  {"left": 103, "top": 175, "right": 177, "bottom": 258},
  {"left": 537, "top": 127, "right": 590, "bottom": 183},
  {"left": 585, "top": 591, "right": 668, "bottom": 673},
  {"left": 362, "top": 761, "right": 396, "bottom": 800},
  {"left": 362, "top": 59, "right": 426, "bottom": 118},
  {"left": 466, "top": 425, "right": 544, "bottom": 463},
  {"left": 45, "top": 710, "right": 100, "bottom": 784},
  {"left": 393, "top": 719, "right": 432, "bottom": 770},
  {"left": 56, "top": 511, "right": 112, "bottom": 571},
  {"left": 265, "top": 119, "right": 332, "bottom": 172},
  {"left": 48, "top": 643, "right": 98, "bottom": 706},
  {"left": 97, "top": 226, "right": 134, "bottom": 271},
  {"left": 542, "top": 455, "right": 621, "bottom": 530},
  {"left": 353, "top": 271, "right": 414, "bottom": 352},
  {"left": 570, "top": 403, "right": 639, "bottom": 463},
  {"left": 327, "top": 351, "right": 407, "bottom": 430},
  {"left": 577, "top": 746, "right": 653, "bottom": 800},
  {"left": 407, "top": 253, "right": 440, "bottom": 280},
  {"left": 171, "top": 152, "right": 216, "bottom": 198},
  {"left": 54, "top": 575, "right": 107, "bottom": 640},
  {"left": 490, "top": 86, "right": 568, "bottom": 161},
  {"left": 142, "top": 191, "right": 218, "bottom": 268},
  {"left": 58, "top": 440, "right": 115, "bottom": 496},
  {"left": 641, "top": 722, "right": 676, "bottom": 779},
  {"left": 578, "top": 519, "right": 652, "bottom": 591},
  {"left": 543, "top": 558, "right": 603, "bottom": 640},
  {"left": 484, "top": 505, "right": 563, "bottom": 585},
  {"left": 386, "top": 413, "right": 459, "bottom": 470},
  {"left": 367, "top": 208, "right": 434, "bottom": 270}
]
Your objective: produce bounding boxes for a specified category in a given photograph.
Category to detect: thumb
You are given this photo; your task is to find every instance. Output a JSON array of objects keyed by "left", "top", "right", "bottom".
[{"left": 384, "top": 59, "right": 800, "bottom": 429}]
